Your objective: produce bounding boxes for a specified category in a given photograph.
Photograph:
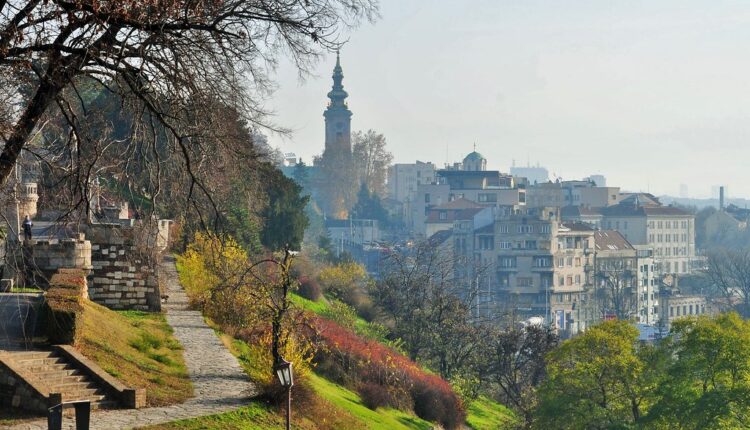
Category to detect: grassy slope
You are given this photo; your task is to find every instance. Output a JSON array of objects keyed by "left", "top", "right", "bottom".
[
  {"left": 295, "top": 294, "right": 518, "bottom": 429},
  {"left": 78, "top": 300, "right": 193, "bottom": 406},
  {"left": 466, "top": 396, "right": 517, "bottom": 429}
]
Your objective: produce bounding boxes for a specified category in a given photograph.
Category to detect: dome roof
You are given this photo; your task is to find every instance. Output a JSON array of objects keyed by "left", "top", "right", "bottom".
[{"left": 463, "top": 151, "right": 485, "bottom": 162}]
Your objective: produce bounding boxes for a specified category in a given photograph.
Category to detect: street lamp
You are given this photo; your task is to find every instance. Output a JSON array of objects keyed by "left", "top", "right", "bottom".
[{"left": 275, "top": 359, "right": 293, "bottom": 430}]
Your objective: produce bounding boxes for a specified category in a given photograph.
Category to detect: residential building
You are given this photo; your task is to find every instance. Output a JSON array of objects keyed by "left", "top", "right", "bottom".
[
  {"left": 387, "top": 161, "right": 437, "bottom": 203},
  {"left": 424, "top": 199, "right": 486, "bottom": 238},
  {"left": 593, "top": 231, "right": 658, "bottom": 325},
  {"left": 598, "top": 201, "right": 696, "bottom": 275},
  {"left": 510, "top": 163, "right": 549, "bottom": 185},
  {"left": 526, "top": 180, "right": 619, "bottom": 209},
  {"left": 454, "top": 206, "right": 595, "bottom": 337},
  {"left": 658, "top": 293, "right": 708, "bottom": 331}
]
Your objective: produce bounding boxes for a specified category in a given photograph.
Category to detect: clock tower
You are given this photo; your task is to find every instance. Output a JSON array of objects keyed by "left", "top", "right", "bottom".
[{"left": 323, "top": 52, "right": 352, "bottom": 155}]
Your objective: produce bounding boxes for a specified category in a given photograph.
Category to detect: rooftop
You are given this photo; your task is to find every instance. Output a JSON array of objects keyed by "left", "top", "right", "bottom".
[{"left": 594, "top": 230, "right": 634, "bottom": 251}]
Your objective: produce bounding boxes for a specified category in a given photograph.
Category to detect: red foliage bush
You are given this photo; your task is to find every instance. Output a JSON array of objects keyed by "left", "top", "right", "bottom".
[
  {"left": 312, "top": 316, "right": 465, "bottom": 428},
  {"left": 358, "top": 382, "right": 396, "bottom": 410},
  {"left": 298, "top": 276, "right": 322, "bottom": 301}
]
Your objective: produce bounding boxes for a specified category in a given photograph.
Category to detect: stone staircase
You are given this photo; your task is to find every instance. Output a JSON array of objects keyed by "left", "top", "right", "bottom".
[{"left": 1, "top": 349, "right": 117, "bottom": 410}]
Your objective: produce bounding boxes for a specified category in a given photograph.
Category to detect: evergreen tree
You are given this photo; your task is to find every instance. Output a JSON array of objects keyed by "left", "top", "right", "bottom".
[
  {"left": 352, "top": 183, "right": 389, "bottom": 224},
  {"left": 260, "top": 164, "right": 310, "bottom": 251}
]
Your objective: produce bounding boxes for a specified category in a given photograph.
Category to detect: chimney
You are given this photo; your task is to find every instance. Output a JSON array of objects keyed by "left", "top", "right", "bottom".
[{"left": 720, "top": 186, "right": 725, "bottom": 211}]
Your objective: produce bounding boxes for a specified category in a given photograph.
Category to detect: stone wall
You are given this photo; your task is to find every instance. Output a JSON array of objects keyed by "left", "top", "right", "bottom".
[
  {"left": 0, "top": 359, "right": 49, "bottom": 413},
  {"left": 25, "top": 236, "right": 92, "bottom": 287},
  {"left": 86, "top": 224, "right": 161, "bottom": 312}
]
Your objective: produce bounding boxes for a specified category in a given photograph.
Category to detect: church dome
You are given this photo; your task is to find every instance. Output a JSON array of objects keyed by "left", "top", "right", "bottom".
[{"left": 464, "top": 151, "right": 485, "bottom": 162}]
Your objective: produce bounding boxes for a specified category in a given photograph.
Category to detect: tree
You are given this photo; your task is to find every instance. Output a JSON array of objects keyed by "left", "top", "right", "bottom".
[
  {"left": 534, "top": 321, "right": 659, "bottom": 429},
  {"left": 595, "top": 259, "right": 636, "bottom": 320},
  {"left": 0, "top": 0, "right": 377, "bottom": 207},
  {"left": 486, "top": 324, "right": 558, "bottom": 428},
  {"left": 703, "top": 248, "right": 750, "bottom": 316},
  {"left": 314, "top": 150, "right": 357, "bottom": 219},
  {"left": 647, "top": 313, "right": 750, "bottom": 430},
  {"left": 371, "top": 241, "right": 485, "bottom": 380},
  {"left": 352, "top": 182, "right": 389, "bottom": 224},
  {"left": 292, "top": 159, "right": 310, "bottom": 190},
  {"left": 352, "top": 129, "right": 392, "bottom": 197},
  {"left": 260, "top": 164, "right": 309, "bottom": 252}
]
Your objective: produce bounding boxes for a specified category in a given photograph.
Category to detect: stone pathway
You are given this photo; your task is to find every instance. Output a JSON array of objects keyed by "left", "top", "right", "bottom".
[{"left": 8, "top": 257, "right": 255, "bottom": 430}]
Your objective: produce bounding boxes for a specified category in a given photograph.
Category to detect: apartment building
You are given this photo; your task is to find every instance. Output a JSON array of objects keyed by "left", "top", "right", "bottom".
[
  {"left": 453, "top": 206, "right": 594, "bottom": 337},
  {"left": 387, "top": 161, "right": 437, "bottom": 202},
  {"left": 593, "top": 231, "right": 658, "bottom": 325},
  {"left": 526, "top": 180, "right": 619, "bottom": 209},
  {"left": 599, "top": 202, "right": 695, "bottom": 275}
]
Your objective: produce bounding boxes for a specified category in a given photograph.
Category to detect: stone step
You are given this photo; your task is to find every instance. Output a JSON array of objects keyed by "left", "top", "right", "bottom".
[
  {"left": 16, "top": 356, "right": 66, "bottom": 366},
  {"left": 22, "top": 363, "right": 76, "bottom": 373},
  {"left": 3, "top": 351, "right": 57, "bottom": 360},
  {"left": 57, "top": 387, "right": 104, "bottom": 399},
  {"left": 29, "top": 368, "right": 84, "bottom": 380},
  {"left": 48, "top": 381, "right": 98, "bottom": 392}
]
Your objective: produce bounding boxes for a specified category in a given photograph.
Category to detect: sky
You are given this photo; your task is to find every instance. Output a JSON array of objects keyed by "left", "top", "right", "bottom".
[{"left": 264, "top": 0, "right": 750, "bottom": 199}]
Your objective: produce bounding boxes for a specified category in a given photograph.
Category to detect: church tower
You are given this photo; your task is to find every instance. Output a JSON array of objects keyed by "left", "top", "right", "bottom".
[{"left": 323, "top": 52, "right": 352, "bottom": 155}]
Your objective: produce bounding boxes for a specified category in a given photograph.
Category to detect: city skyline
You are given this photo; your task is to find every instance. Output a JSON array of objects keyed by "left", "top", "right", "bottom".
[{"left": 266, "top": 0, "right": 750, "bottom": 199}]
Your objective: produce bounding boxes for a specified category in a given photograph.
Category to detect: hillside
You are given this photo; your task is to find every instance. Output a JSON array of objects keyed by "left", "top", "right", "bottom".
[{"left": 78, "top": 300, "right": 193, "bottom": 406}]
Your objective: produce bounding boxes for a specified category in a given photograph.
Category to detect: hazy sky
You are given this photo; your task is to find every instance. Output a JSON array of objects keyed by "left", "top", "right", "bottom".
[{"left": 265, "top": 0, "right": 750, "bottom": 198}]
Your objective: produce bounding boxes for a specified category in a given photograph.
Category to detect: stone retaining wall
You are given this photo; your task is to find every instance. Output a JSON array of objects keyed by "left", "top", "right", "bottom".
[{"left": 85, "top": 224, "right": 161, "bottom": 312}]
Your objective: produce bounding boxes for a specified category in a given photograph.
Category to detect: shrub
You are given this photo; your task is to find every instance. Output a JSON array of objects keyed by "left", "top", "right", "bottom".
[
  {"left": 359, "top": 382, "right": 396, "bottom": 410},
  {"left": 298, "top": 276, "right": 322, "bottom": 301},
  {"left": 312, "top": 316, "right": 465, "bottom": 428},
  {"left": 320, "top": 300, "right": 357, "bottom": 331}
]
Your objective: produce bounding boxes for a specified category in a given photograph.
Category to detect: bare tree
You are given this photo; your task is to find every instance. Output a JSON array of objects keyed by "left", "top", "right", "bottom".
[
  {"left": 704, "top": 248, "right": 750, "bottom": 316},
  {"left": 370, "top": 240, "right": 487, "bottom": 379},
  {"left": 352, "top": 129, "right": 392, "bottom": 197},
  {"left": 595, "top": 259, "right": 636, "bottom": 320},
  {"left": 0, "top": 0, "right": 378, "bottom": 212}
]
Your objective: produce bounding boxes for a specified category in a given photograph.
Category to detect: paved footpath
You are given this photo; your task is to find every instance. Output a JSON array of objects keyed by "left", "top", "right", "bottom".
[{"left": 8, "top": 257, "right": 255, "bottom": 430}]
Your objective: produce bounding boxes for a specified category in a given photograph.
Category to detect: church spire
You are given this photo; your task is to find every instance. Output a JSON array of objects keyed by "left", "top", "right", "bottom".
[{"left": 327, "top": 50, "right": 348, "bottom": 108}]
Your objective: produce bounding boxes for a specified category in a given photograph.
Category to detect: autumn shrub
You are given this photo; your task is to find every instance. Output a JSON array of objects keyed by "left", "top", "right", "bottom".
[
  {"left": 312, "top": 316, "right": 465, "bottom": 428},
  {"left": 298, "top": 276, "right": 322, "bottom": 301},
  {"left": 318, "top": 262, "right": 367, "bottom": 304},
  {"left": 359, "top": 381, "right": 399, "bottom": 410}
]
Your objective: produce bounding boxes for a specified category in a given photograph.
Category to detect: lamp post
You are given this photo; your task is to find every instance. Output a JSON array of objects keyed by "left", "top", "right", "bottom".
[{"left": 275, "top": 359, "right": 294, "bottom": 430}]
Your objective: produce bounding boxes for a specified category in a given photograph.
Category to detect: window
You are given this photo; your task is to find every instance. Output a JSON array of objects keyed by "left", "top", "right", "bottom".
[
  {"left": 558, "top": 276, "right": 565, "bottom": 286},
  {"left": 658, "top": 221, "right": 663, "bottom": 228},
  {"left": 539, "top": 224, "right": 551, "bottom": 234},
  {"left": 534, "top": 256, "right": 552, "bottom": 267},
  {"left": 498, "top": 224, "right": 510, "bottom": 234},
  {"left": 649, "top": 221, "right": 655, "bottom": 228},
  {"left": 566, "top": 257, "right": 573, "bottom": 266},
  {"left": 518, "top": 225, "right": 533, "bottom": 234},
  {"left": 478, "top": 193, "right": 497, "bottom": 203},
  {"left": 439, "top": 211, "right": 447, "bottom": 220},
  {"left": 517, "top": 277, "right": 533, "bottom": 287},
  {"left": 575, "top": 275, "right": 581, "bottom": 285},
  {"left": 575, "top": 257, "right": 581, "bottom": 267},
  {"left": 658, "top": 234, "right": 663, "bottom": 242},
  {"left": 499, "top": 257, "right": 516, "bottom": 268},
  {"left": 670, "top": 306, "right": 674, "bottom": 317},
  {"left": 649, "top": 234, "right": 654, "bottom": 242},
  {"left": 689, "top": 304, "right": 693, "bottom": 315},
  {"left": 478, "top": 236, "right": 494, "bottom": 250},
  {"left": 525, "top": 240, "right": 537, "bottom": 249},
  {"left": 673, "top": 234, "right": 679, "bottom": 242},
  {"left": 566, "top": 276, "right": 573, "bottom": 286},
  {"left": 666, "top": 235, "right": 671, "bottom": 243},
  {"left": 425, "top": 193, "right": 430, "bottom": 203},
  {"left": 624, "top": 221, "right": 628, "bottom": 229},
  {"left": 682, "top": 261, "right": 687, "bottom": 272},
  {"left": 557, "top": 258, "right": 565, "bottom": 268},
  {"left": 499, "top": 241, "right": 512, "bottom": 249}
]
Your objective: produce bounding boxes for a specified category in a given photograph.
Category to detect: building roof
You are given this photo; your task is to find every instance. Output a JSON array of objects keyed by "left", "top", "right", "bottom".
[
  {"left": 594, "top": 230, "right": 634, "bottom": 251},
  {"left": 561, "top": 205, "right": 604, "bottom": 217},
  {"left": 463, "top": 151, "right": 486, "bottom": 162},
  {"left": 426, "top": 207, "right": 484, "bottom": 223},
  {"left": 599, "top": 202, "right": 691, "bottom": 217},
  {"left": 561, "top": 222, "right": 595, "bottom": 232},
  {"left": 432, "top": 197, "right": 483, "bottom": 210},
  {"left": 427, "top": 230, "right": 453, "bottom": 246}
]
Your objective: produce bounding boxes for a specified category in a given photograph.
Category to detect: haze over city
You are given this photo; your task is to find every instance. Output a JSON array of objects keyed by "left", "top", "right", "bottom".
[{"left": 268, "top": 0, "right": 750, "bottom": 198}]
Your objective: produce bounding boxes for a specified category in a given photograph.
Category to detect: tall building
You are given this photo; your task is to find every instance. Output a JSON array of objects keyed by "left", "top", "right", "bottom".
[
  {"left": 316, "top": 53, "right": 356, "bottom": 218},
  {"left": 323, "top": 52, "right": 352, "bottom": 156}
]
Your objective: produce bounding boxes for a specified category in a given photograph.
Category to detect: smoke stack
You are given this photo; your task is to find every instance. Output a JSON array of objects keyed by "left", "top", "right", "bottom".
[{"left": 720, "top": 186, "right": 725, "bottom": 211}]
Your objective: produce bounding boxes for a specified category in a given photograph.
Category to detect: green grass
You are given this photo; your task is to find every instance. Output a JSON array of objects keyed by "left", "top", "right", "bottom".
[
  {"left": 139, "top": 402, "right": 287, "bottom": 430},
  {"left": 308, "top": 372, "right": 433, "bottom": 430},
  {"left": 466, "top": 396, "right": 518, "bottom": 430},
  {"left": 79, "top": 302, "right": 192, "bottom": 406},
  {"left": 8, "top": 287, "right": 42, "bottom": 293}
]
